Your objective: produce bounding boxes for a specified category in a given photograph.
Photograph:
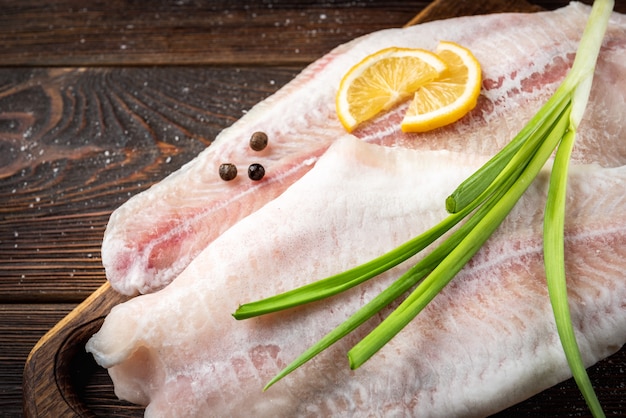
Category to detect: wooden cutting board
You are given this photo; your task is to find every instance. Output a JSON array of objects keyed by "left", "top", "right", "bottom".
[{"left": 19, "top": 0, "right": 575, "bottom": 416}]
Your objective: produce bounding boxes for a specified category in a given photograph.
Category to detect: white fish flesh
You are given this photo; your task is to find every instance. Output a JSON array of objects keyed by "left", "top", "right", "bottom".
[
  {"left": 87, "top": 134, "right": 626, "bottom": 417},
  {"left": 102, "top": 2, "right": 626, "bottom": 296},
  {"left": 88, "top": 3, "right": 626, "bottom": 416}
]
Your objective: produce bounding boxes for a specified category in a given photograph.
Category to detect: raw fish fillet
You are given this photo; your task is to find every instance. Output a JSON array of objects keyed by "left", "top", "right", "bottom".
[
  {"left": 88, "top": 4, "right": 626, "bottom": 416},
  {"left": 102, "top": 2, "right": 626, "bottom": 295},
  {"left": 87, "top": 135, "right": 626, "bottom": 417}
]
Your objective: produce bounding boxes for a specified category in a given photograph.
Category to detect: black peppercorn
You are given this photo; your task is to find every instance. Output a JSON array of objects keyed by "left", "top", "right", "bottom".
[
  {"left": 248, "top": 163, "right": 265, "bottom": 181},
  {"left": 219, "top": 163, "right": 237, "bottom": 181},
  {"left": 249, "top": 131, "right": 268, "bottom": 151}
]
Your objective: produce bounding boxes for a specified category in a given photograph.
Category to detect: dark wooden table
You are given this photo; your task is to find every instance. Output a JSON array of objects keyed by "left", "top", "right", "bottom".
[{"left": 2, "top": 1, "right": 625, "bottom": 417}]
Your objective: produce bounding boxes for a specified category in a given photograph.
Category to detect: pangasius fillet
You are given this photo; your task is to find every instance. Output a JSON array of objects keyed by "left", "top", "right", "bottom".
[
  {"left": 102, "top": 2, "right": 626, "bottom": 295},
  {"left": 87, "top": 134, "right": 626, "bottom": 417}
]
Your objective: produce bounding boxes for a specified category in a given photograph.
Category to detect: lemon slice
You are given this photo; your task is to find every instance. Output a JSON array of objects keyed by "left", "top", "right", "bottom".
[
  {"left": 336, "top": 47, "right": 447, "bottom": 132},
  {"left": 401, "top": 41, "right": 482, "bottom": 133}
]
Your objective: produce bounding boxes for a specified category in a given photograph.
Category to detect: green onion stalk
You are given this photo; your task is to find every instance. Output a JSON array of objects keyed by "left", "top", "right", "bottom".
[{"left": 233, "top": 0, "right": 614, "bottom": 415}]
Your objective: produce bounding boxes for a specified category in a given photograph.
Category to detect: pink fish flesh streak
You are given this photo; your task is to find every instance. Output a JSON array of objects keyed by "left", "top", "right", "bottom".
[
  {"left": 102, "top": 2, "right": 626, "bottom": 296},
  {"left": 87, "top": 134, "right": 626, "bottom": 417}
]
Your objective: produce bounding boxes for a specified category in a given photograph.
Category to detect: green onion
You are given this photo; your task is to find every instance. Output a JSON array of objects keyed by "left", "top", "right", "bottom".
[
  {"left": 544, "top": 124, "right": 606, "bottom": 418},
  {"left": 349, "top": 109, "right": 571, "bottom": 369},
  {"left": 233, "top": 197, "right": 477, "bottom": 320},
  {"left": 261, "top": 176, "right": 514, "bottom": 390},
  {"left": 233, "top": 1, "right": 613, "bottom": 414},
  {"left": 541, "top": 1, "right": 613, "bottom": 415}
]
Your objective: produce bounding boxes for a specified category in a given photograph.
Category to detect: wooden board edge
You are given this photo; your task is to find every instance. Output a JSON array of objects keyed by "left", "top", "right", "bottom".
[
  {"left": 405, "top": 0, "right": 543, "bottom": 26},
  {"left": 22, "top": 282, "right": 131, "bottom": 418}
]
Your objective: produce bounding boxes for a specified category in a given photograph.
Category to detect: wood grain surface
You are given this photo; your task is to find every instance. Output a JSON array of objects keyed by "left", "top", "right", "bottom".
[{"left": 2, "top": 0, "right": 624, "bottom": 417}]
